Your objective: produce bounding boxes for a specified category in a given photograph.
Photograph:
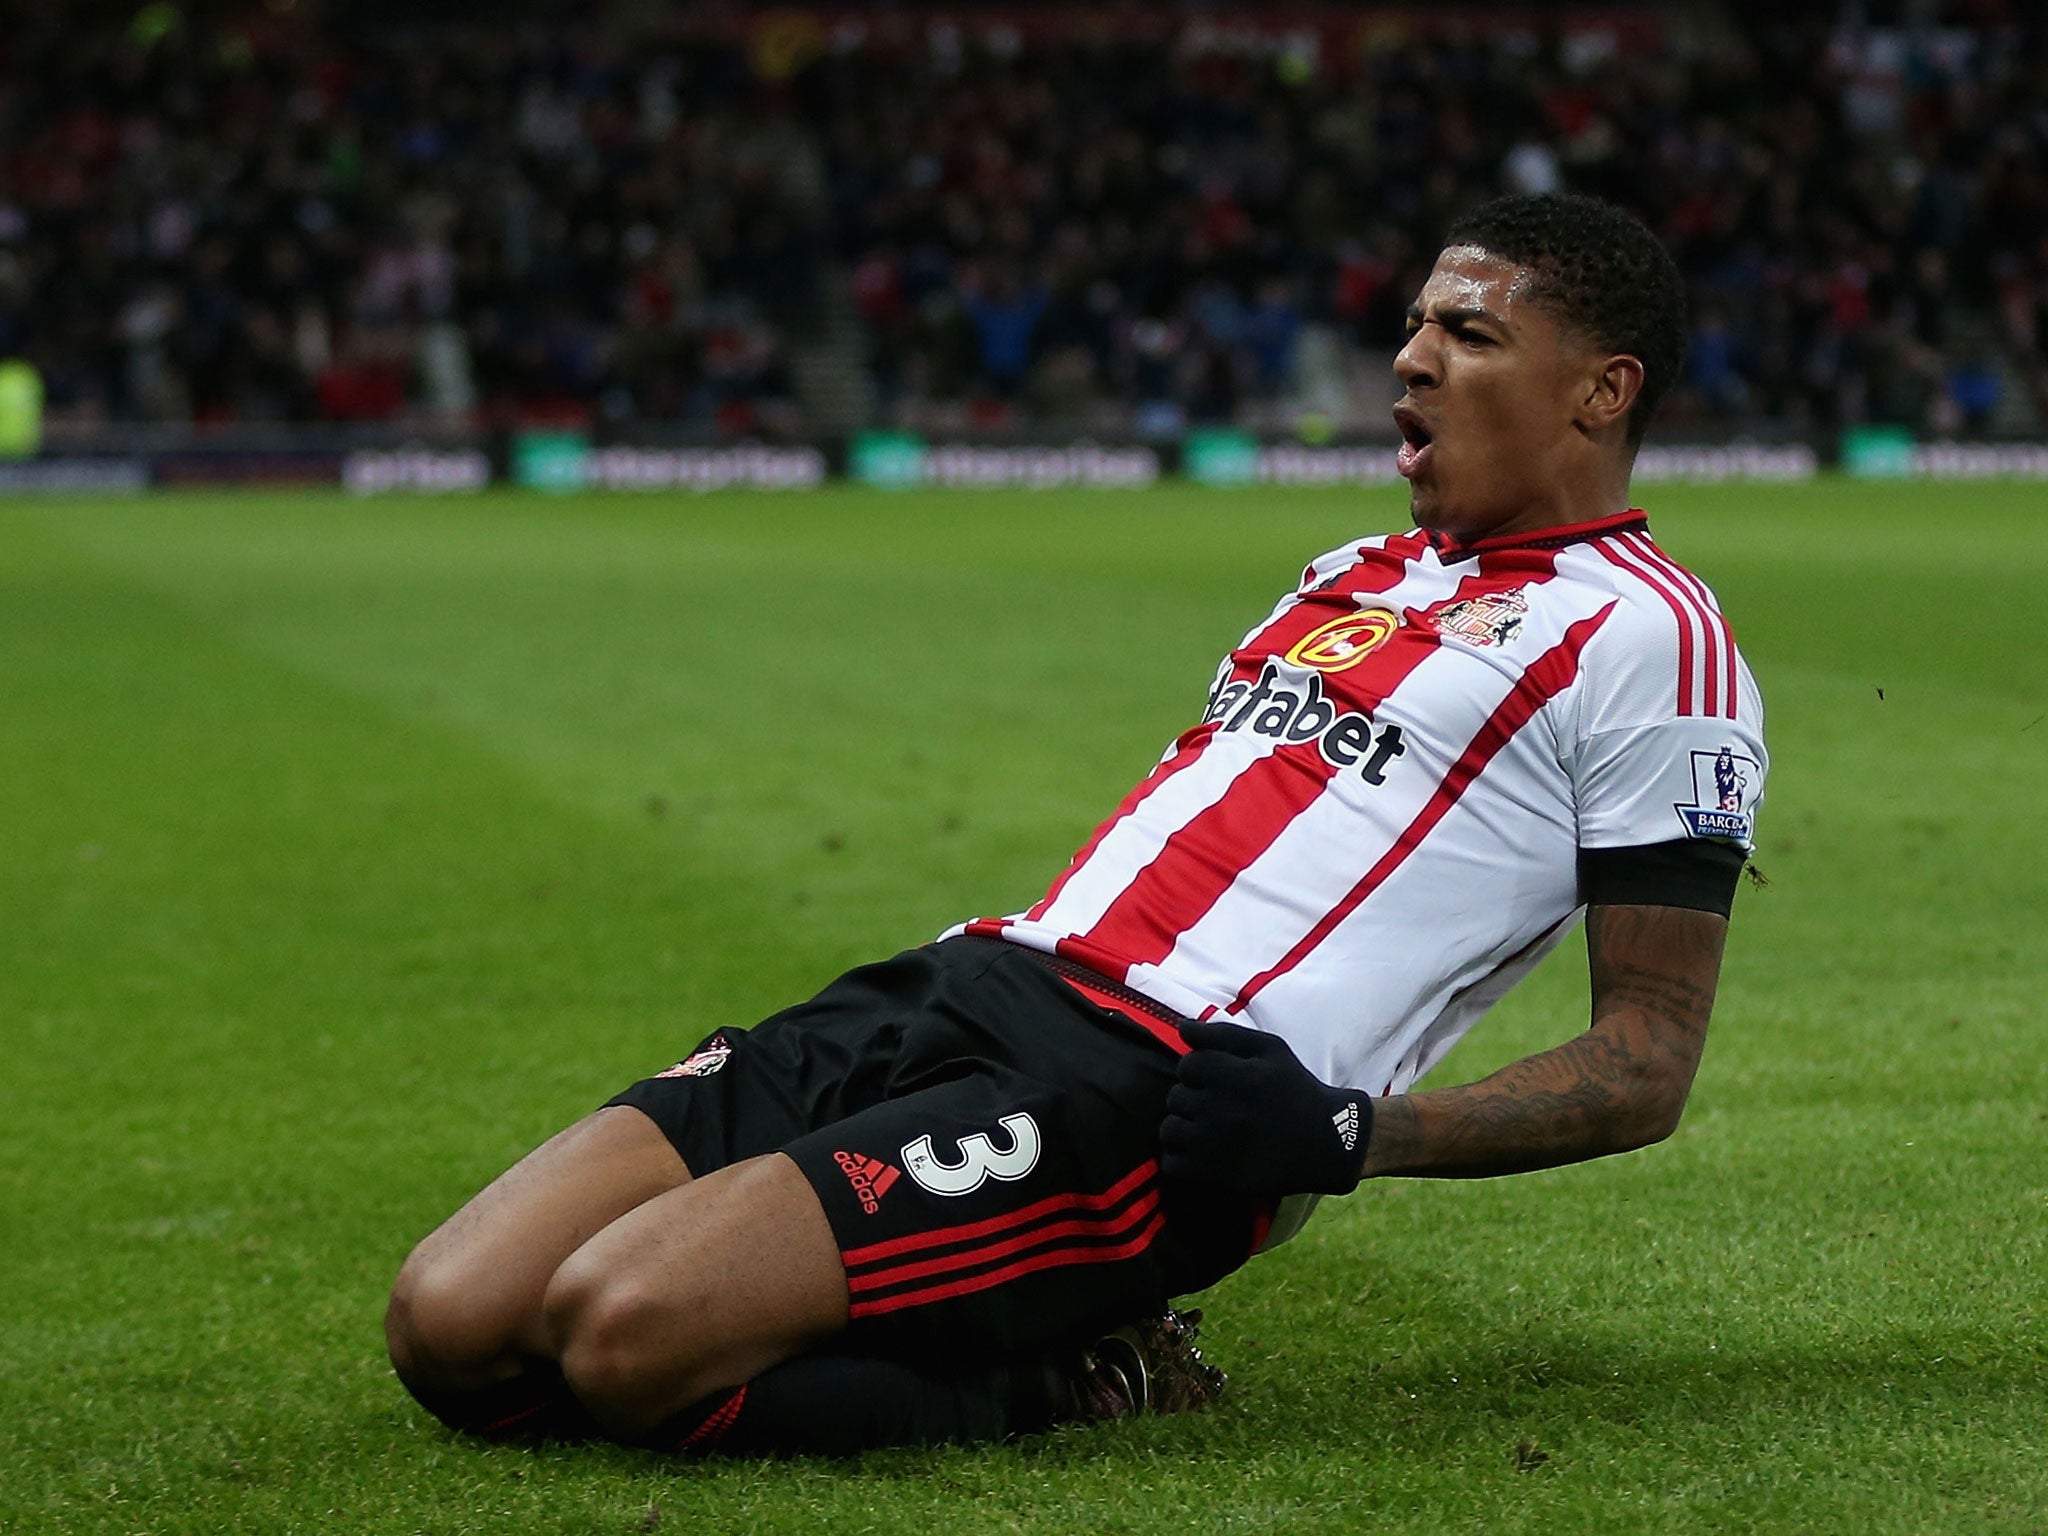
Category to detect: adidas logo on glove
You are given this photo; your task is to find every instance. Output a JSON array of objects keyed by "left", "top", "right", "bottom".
[{"left": 1331, "top": 1102, "right": 1360, "bottom": 1152}]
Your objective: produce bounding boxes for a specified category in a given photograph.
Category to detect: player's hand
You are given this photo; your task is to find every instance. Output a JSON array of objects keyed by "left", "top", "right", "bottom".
[{"left": 1160, "top": 1020, "right": 1372, "bottom": 1196}]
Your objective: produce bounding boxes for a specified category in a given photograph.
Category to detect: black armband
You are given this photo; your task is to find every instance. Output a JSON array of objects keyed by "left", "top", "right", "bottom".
[{"left": 1577, "top": 838, "right": 1745, "bottom": 917}]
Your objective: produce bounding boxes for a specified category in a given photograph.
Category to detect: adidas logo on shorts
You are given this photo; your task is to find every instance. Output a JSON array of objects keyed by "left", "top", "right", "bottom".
[{"left": 833, "top": 1151, "right": 903, "bottom": 1215}]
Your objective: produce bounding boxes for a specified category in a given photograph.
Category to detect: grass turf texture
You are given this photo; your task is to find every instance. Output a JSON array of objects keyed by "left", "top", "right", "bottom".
[{"left": 0, "top": 482, "right": 2041, "bottom": 1535}]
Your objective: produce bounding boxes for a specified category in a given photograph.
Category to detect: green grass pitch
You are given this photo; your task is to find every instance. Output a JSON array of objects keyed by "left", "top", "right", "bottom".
[{"left": 1, "top": 481, "right": 2042, "bottom": 1535}]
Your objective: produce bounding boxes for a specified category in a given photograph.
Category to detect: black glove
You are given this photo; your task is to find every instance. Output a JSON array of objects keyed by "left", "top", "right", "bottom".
[{"left": 1160, "top": 1020, "right": 1372, "bottom": 1195}]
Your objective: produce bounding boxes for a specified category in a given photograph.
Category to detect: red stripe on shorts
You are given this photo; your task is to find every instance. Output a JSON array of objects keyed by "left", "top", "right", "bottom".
[
  {"left": 847, "top": 1213, "right": 1168, "bottom": 1319},
  {"left": 846, "top": 1187, "right": 1162, "bottom": 1295},
  {"left": 840, "top": 1159, "right": 1157, "bottom": 1268}
]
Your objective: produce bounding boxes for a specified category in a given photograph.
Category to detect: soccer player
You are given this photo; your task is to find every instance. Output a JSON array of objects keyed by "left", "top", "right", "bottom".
[{"left": 385, "top": 193, "right": 1768, "bottom": 1455}]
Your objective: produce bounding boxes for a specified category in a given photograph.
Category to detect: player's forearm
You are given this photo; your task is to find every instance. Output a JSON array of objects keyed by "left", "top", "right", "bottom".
[
  {"left": 1358, "top": 1009, "right": 1696, "bottom": 1179},
  {"left": 1358, "top": 904, "right": 1724, "bottom": 1180}
]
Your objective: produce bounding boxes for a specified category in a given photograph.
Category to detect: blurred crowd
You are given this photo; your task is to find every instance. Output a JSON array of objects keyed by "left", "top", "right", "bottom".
[{"left": 1, "top": 2, "right": 2044, "bottom": 440}]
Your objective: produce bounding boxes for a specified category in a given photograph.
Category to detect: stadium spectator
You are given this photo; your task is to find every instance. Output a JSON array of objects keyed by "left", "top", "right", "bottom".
[
  {"left": 0, "top": 3, "right": 2042, "bottom": 440},
  {"left": 960, "top": 267, "right": 1048, "bottom": 400}
]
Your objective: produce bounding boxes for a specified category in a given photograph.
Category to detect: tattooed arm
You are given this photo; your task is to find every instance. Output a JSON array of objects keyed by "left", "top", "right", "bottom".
[{"left": 1360, "top": 904, "right": 1726, "bottom": 1179}]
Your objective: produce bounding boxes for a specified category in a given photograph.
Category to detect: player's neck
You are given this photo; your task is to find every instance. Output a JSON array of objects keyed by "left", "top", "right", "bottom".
[{"left": 1426, "top": 456, "right": 1634, "bottom": 545}]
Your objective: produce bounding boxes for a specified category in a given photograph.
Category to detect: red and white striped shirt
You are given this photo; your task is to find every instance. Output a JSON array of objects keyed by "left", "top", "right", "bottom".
[{"left": 948, "top": 510, "right": 1767, "bottom": 1107}]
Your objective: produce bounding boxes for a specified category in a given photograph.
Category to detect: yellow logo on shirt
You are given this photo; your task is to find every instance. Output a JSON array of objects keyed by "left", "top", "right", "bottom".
[{"left": 1283, "top": 610, "right": 1399, "bottom": 673}]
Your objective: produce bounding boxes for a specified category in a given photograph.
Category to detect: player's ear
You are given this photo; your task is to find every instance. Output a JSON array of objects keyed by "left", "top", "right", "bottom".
[{"left": 1576, "top": 353, "right": 1644, "bottom": 438}]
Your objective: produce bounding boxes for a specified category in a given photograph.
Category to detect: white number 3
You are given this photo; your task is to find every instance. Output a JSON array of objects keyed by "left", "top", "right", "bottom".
[{"left": 901, "top": 1113, "right": 1043, "bottom": 1197}]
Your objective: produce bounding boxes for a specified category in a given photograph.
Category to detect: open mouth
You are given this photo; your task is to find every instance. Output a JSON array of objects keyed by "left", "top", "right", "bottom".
[{"left": 1392, "top": 405, "right": 1434, "bottom": 477}]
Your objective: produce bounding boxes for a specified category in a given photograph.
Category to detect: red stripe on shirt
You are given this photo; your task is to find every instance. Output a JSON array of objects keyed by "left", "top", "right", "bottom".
[
  {"left": 1073, "top": 736, "right": 1362, "bottom": 974},
  {"left": 1630, "top": 533, "right": 1739, "bottom": 721},
  {"left": 847, "top": 1213, "right": 1168, "bottom": 1319},
  {"left": 1023, "top": 729, "right": 1218, "bottom": 923},
  {"left": 1215, "top": 531, "right": 1434, "bottom": 691},
  {"left": 1022, "top": 532, "right": 1428, "bottom": 937},
  {"left": 1229, "top": 601, "right": 1617, "bottom": 1012},
  {"left": 1595, "top": 537, "right": 1700, "bottom": 715},
  {"left": 1079, "top": 547, "right": 1558, "bottom": 976},
  {"left": 1619, "top": 532, "right": 1720, "bottom": 717},
  {"left": 839, "top": 1159, "right": 1157, "bottom": 1269}
]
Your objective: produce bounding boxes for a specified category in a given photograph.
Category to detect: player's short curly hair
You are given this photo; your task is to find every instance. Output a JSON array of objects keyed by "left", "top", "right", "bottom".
[{"left": 1444, "top": 193, "right": 1687, "bottom": 446}]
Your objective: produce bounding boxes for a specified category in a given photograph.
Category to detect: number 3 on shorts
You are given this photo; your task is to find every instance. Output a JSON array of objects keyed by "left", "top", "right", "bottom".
[{"left": 901, "top": 1113, "right": 1043, "bottom": 1196}]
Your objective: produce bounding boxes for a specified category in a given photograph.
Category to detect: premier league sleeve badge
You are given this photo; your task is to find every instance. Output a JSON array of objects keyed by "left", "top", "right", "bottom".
[{"left": 1674, "top": 744, "right": 1761, "bottom": 844}]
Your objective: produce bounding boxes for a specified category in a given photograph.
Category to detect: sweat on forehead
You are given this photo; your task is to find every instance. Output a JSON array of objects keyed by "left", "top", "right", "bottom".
[
  {"left": 1435, "top": 245, "right": 1531, "bottom": 287},
  {"left": 1412, "top": 248, "right": 1557, "bottom": 330}
]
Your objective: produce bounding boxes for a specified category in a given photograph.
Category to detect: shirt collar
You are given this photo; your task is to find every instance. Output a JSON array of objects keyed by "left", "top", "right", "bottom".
[{"left": 1426, "top": 509, "right": 1648, "bottom": 561}]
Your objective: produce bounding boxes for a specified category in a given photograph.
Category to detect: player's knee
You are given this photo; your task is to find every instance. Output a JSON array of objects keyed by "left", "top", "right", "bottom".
[
  {"left": 542, "top": 1251, "right": 699, "bottom": 1426},
  {"left": 386, "top": 1244, "right": 517, "bottom": 1390}
]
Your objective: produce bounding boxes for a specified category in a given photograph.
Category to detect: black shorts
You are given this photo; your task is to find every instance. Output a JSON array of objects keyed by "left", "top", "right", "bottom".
[{"left": 604, "top": 936, "right": 1265, "bottom": 1364}]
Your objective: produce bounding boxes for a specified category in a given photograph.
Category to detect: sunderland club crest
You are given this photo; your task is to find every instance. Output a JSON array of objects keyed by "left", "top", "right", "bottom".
[
  {"left": 1674, "top": 745, "right": 1760, "bottom": 842},
  {"left": 655, "top": 1033, "right": 734, "bottom": 1079},
  {"left": 1431, "top": 589, "right": 1528, "bottom": 647}
]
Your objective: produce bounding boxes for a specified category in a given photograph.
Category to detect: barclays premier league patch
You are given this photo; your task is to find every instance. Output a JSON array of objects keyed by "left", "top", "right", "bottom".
[{"left": 1674, "top": 745, "right": 1759, "bottom": 843}]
